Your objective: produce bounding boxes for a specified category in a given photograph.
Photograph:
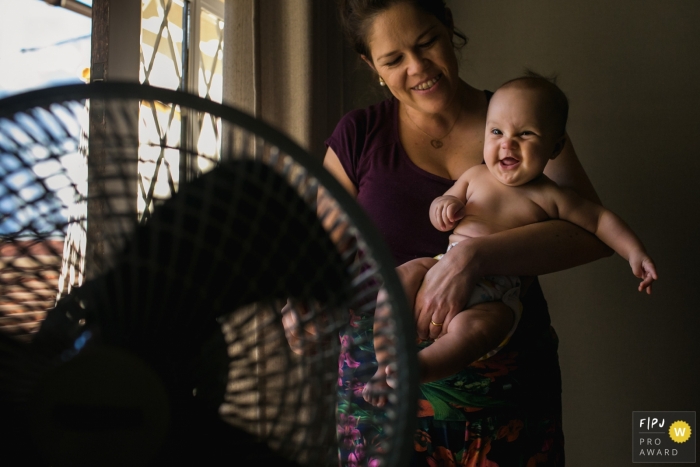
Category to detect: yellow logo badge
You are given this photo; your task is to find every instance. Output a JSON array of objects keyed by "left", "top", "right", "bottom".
[{"left": 669, "top": 420, "right": 692, "bottom": 444}]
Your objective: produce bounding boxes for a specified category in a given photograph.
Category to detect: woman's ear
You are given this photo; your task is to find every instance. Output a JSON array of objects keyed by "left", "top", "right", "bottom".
[{"left": 550, "top": 135, "right": 567, "bottom": 160}]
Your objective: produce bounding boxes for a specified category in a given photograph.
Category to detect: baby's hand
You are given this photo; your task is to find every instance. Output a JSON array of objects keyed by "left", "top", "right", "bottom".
[
  {"left": 430, "top": 196, "right": 466, "bottom": 231},
  {"left": 629, "top": 252, "right": 658, "bottom": 294}
]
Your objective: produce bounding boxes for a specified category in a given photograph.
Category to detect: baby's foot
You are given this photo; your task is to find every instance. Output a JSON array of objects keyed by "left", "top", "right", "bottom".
[
  {"left": 385, "top": 362, "right": 398, "bottom": 389},
  {"left": 362, "top": 369, "right": 391, "bottom": 407}
]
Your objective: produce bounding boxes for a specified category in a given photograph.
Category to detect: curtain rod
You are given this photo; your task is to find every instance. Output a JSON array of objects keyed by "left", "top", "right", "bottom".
[{"left": 44, "top": 0, "right": 92, "bottom": 18}]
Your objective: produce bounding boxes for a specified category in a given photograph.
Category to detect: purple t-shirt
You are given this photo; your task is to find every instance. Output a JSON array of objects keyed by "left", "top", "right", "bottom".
[{"left": 326, "top": 97, "right": 454, "bottom": 266}]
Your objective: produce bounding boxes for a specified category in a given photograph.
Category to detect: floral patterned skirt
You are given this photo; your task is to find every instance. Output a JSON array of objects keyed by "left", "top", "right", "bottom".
[
  {"left": 337, "top": 328, "right": 565, "bottom": 467},
  {"left": 412, "top": 406, "right": 564, "bottom": 467}
]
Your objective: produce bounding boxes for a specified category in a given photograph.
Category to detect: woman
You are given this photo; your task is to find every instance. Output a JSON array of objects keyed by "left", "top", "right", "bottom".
[{"left": 329, "top": 0, "right": 611, "bottom": 465}]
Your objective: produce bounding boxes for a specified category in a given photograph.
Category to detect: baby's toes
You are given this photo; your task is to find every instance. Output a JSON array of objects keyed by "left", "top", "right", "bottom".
[
  {"left": 362, "top": 384, "right": 372, "bottom": 403},
  {"left": 385, "top": 363, "right": 398, "bottom": 389},
  {"left": 363, "top": 379, "right": 390, "bottom": 407}
]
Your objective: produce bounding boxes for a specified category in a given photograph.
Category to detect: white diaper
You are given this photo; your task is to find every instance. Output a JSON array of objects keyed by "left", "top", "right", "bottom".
[{"left": 436, "top": 243, "right": 522, "bottom": 360}]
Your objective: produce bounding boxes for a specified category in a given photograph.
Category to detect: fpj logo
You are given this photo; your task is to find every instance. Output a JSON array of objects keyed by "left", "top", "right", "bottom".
[{"left": 633, "top": 411, "right": 695, "bottom": 463}]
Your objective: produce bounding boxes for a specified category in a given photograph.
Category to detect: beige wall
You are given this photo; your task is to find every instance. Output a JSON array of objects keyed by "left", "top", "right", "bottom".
[{"left": 338, "top": 1, "right": 699, "bottom": 465}]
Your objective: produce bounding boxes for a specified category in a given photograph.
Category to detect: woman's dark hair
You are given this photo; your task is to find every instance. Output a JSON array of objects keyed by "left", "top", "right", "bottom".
[{"left": 337, "top": 0, "right": 468, "bottom": 59}]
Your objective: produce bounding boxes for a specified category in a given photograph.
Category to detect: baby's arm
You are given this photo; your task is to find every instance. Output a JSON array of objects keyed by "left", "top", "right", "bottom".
[
  {"left": 429, "top": 167, "right": 474, "bottom": 231},
  {"left": 549, "top": 186, "right": 658, "bottom": 293}
]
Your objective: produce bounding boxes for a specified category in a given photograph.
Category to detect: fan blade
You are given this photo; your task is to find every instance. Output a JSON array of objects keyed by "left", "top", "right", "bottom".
[
  {"left": 73, "top": 159, "right": 351, "bottom": 351},
  {"left": 23, "top": 159, "right": 350, "bottom": 466}
]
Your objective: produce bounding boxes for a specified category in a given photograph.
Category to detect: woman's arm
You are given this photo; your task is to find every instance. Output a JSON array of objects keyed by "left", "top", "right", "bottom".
[
  {"left": 323, "top": 147, "right": 357, "bottom": 198},
  {"left": 281, "top": 147, "right": 357, "bottom": 354},
  {"left": 544, "top": 135, "right": 602, "bottom": 204},
  {"left": 415, "top": 136, "right": 613, "bottom": 339}
]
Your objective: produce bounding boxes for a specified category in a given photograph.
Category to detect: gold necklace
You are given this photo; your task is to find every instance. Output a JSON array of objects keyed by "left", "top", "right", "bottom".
[{"left": 404, "top": 103, "right": 462, "bottom": 149}]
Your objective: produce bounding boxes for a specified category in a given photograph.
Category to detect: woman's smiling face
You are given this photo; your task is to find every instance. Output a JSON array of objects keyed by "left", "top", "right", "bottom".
[{"left": 363, "top": 3, "right": 460, "bottom": 115}]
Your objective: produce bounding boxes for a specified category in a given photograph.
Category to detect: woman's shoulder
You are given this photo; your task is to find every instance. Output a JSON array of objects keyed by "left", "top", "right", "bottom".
[
  {"left": 327, "top": 97, "right": 397, "bottom": 159},
  {"left": 335, "top": 97, "right": 396, "bottom": 135}
]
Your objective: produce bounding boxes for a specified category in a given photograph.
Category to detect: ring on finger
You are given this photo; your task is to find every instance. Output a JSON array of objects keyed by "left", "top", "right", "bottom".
[{"left": 430, "top": 320, "right": 443, "bottom": 327}]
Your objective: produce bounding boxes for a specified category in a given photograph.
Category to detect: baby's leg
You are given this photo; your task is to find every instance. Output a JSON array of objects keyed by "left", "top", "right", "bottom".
[
  {"left": 363, "top": 257, "right": 437, "bottom": 407},
  {"left": 417, "top": 301, "right": 515, "bottom": 384}
]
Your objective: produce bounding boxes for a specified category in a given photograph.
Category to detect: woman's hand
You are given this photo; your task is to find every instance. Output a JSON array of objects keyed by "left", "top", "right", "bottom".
[{"left": 413, "top": 240, "right": 481, "bottom": 340}]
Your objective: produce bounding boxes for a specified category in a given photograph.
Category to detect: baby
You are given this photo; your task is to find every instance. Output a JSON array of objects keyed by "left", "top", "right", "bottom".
[{"left": 364, "top": 75, "right": 657, "bottom": 406}]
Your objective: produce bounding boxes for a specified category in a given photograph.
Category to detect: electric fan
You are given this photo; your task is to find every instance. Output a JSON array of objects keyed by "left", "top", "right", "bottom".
[{"left": 0, "top": 82, "right": 418, "bottom": 467}]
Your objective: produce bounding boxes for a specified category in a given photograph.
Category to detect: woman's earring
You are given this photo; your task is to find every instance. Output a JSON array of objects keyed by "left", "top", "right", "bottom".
[{"left": 378, "top": 76, "right": 386, "bottom": 86}]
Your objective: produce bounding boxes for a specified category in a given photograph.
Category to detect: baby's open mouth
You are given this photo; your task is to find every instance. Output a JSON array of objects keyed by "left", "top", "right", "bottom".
[
  {"left": 500, "top": 157, "right": 520, "bottom": 167},
  {"left": 412, "top": 74, "right": 442, "bottom": 91}
]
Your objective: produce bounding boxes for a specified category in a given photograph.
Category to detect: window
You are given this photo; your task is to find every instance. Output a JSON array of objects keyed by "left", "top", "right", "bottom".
[{"left": 139, "top": 0, "right": 224, "bottom": 220}]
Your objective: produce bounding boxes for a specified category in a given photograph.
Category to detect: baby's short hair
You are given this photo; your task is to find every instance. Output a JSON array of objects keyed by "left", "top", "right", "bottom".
[{"left": 499, "top": 71, "right": 569, "bottom": 137}]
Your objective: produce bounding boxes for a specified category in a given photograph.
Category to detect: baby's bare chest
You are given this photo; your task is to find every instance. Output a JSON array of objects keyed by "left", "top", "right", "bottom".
[{"left": 465, "top": 179, "right": 550, "bottom": 229}]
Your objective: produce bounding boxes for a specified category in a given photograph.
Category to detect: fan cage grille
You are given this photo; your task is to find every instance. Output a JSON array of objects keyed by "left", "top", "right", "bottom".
[{"left": 0, "top": 83, "right": 417, "bottom": 467}]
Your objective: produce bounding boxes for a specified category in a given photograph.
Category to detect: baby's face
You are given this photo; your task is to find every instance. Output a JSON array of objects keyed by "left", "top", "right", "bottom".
[{"left": 484, "top": 86, "right": 564, "bottom": 187}]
